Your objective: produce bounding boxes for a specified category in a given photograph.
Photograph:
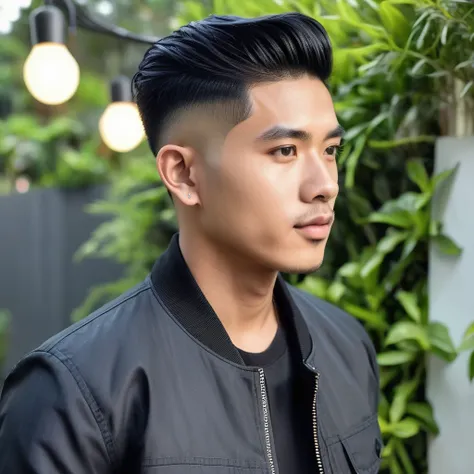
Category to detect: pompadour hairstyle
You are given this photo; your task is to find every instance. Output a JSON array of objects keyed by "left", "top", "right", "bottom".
[{"left": 133, "top": 13, "right": 333, "bottom": 156}]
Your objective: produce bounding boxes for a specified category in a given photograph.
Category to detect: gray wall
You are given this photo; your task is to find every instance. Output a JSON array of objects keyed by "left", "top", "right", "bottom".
[
  {"left": 0, "top": 186, "right": 124, "bottom": 378},
  {"left": 428, "top": 137, "right": 474, "bottom": 474}
]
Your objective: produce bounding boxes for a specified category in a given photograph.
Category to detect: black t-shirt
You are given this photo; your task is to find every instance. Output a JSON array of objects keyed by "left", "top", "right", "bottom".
[{"left": 238, "top": 325, "right": 317, "bottom": 474}]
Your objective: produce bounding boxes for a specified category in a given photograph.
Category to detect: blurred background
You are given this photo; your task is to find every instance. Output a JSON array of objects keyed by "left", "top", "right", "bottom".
[{"left": 0, "top": 0, "right": 473, "bottom": 473}]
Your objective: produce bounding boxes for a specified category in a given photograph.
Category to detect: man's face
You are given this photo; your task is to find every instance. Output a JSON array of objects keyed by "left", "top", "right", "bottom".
[{"left": 192, "top": 75, "right": 341, "bottom": 274}]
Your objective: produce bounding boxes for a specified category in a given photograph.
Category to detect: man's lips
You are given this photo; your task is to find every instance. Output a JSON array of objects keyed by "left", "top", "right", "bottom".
[{"left": 294, "top": 214, "right": 333, "bottom": 240}]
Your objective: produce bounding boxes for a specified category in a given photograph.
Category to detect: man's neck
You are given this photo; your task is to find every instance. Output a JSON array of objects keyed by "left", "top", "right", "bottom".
[{"left": 179, "top": 232, "right": 279, "bottom": 353}]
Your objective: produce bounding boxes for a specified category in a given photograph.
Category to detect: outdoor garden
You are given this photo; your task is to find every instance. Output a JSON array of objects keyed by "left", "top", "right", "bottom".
[{"left": 0, "top": 1, "right": 473, "bottom": 473}]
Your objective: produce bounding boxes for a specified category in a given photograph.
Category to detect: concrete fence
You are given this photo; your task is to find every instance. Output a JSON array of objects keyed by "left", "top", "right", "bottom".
[{"left": 0, "top": 185, "right": 123, "bottom": 381}]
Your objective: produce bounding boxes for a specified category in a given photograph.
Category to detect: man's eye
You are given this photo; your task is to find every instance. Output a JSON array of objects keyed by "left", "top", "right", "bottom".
[
  {"left": 325, "top": 145, "right": 341, "bottom": 157},
  {"left": 270, "top": 146, "right": 297, "bottom": 158}
]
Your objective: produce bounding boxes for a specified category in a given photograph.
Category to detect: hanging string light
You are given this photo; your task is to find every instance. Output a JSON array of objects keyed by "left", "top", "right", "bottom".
[
  {"left": 23, "top": 0, "right": 158, "bottom": 151},
  {"left": 23, "top": 5, "right": 80, "bottom": 105},
  {"left": 99, "top": 76, "right": 145, "bottom": 153}
]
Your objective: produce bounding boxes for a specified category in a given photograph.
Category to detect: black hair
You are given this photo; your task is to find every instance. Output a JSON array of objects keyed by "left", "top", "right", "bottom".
[{"left": 133, "top": 13, "right": 333, "bottom": 156}]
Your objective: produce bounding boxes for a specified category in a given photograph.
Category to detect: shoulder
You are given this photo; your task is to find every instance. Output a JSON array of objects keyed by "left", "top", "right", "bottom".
[
  {"left": 1, "top": 279, "right": 158, "bottom": 463},
  {"left": 37, "top": 280, "right": 152, "bottom": 359},
  {"left": 7, "top": 278, "right": 157, "bottom": 408}
]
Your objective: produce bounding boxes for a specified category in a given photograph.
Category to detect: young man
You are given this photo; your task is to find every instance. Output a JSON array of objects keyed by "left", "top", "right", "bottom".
[{"left": 0, "top": 13, "right": 382, "bottom": 474}]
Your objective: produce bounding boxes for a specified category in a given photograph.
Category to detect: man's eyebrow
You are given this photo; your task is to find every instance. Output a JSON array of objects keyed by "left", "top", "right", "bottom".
[
  {"left": 256, "top": 124, "right": 345, "bottom": 142},
  {"left": 325, "top": 124, "right": 345, "bottom": 140},
  {"left": 256, "top": 126, "right": 312, "bottom": 142}
]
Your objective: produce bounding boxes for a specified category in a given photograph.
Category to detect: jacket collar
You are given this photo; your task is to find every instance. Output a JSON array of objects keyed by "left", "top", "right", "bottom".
[{"left": 150, "top": 234, "right": 312, "bottom": 365}]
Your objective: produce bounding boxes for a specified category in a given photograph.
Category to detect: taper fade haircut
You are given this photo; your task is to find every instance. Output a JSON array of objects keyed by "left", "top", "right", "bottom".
[{"left": 133, "top": 13, "right": 333, "bottom": 156}]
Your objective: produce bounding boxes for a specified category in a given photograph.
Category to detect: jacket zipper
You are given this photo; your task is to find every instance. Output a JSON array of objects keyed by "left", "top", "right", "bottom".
[
  {"left": 258, "top": 368, "right": 276, "bottom": 474},
  {"left": 312, "top": 372, "right": 324, "bottom": 474}
]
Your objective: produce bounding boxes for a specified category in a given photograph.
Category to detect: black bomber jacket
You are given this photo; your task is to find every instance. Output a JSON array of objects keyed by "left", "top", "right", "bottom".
[{"left": 0, "top": 234, "right": 382, "bottom": 474}]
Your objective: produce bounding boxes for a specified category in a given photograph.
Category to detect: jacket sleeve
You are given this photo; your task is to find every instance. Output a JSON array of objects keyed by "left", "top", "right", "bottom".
[{"left": 0, "top": 350, "right": 112, "bottom": 474}]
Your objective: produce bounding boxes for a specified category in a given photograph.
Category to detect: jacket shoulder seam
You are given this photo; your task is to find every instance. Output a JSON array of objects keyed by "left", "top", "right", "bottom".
[
  {"left": 42, "top": 282, "right": 151, "bottom": 351},
  {"left": 35, "top": 349, "right": 117, "bottom": 468}
]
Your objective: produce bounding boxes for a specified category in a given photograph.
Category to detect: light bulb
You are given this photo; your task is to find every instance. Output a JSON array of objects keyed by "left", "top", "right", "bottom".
[
  {"left": 99, "top": 102, "right": 145, "bottom": 153},
  {"left": 23, "top": 43, "right": 80, "bottom": 105},
  {"left": 0, "top": 4, "right": 21, "bottom": 23},
  {"left": 15, "top": 177, "right": 30, "bottom": 194}
]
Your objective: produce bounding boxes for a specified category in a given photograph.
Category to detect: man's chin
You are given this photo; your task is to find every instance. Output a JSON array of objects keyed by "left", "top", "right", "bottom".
[
  {"left": 275, "top": 242, "right": 326, "bottom": 275},
  {"left": 279, "top": 263, "right": 323, "bottom": 275}
]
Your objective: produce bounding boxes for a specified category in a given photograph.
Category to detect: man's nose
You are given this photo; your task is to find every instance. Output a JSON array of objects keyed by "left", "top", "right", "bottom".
[{"left": 299, "top": 156, "right": 339, "bottom": 203}]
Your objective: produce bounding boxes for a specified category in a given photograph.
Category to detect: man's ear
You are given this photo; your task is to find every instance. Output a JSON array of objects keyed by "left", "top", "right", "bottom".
[{"left": 156, "top": 144, "right": 201, "bottom": 206}]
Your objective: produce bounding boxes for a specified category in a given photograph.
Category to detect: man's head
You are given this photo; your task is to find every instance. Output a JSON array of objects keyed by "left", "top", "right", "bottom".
[{"left": 133, "top": 13, "right": 342, "bottom": 274}]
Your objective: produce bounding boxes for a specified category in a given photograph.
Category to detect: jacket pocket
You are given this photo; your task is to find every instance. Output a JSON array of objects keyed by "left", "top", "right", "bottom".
[{"left": 327, "top": 416, "right": 383, "bottom": 474}]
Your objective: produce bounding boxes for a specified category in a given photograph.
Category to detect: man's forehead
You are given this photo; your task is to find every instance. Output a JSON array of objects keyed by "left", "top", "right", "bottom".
[
  {"left": 249, "top": 76, "right": 334, "bottom": 114},
  {"left": 242, "top": 77, "right": 338, "bottom": 139}
]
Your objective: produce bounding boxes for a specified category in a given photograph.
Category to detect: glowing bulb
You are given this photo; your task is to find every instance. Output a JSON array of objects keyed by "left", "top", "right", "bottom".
[
  {"left": 15, "top": 177, "right": 30, "bottom": 194},
  {"left": 99, "top": 102, "right": 145, "bottom": 153},
  {"left": 23, "top": 43, "right": 80, "bottom": 105}
]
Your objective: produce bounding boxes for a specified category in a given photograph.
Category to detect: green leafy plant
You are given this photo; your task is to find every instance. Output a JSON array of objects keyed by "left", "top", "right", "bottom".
[
  {"left": 72, "top": 149, "right": 173, "bottom": 320},
  {"left": 75, "top": 1, "right": 473, "bottom": 472},
  {"left": 0, "top": 113, "right": 113, "bottom": 193}
]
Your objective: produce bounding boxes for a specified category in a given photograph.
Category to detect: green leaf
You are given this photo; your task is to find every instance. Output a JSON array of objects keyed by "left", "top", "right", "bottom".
[
  {"left": 410, "top": 58, "right": 426, "bottom": 75},
  {"left": 379, "top": 394, "right": 390, "bottom": 420},
  {"left": 416, "top": 19, "right": 432, "bottom": 50},
  {"left": 382, "top": 254, "right": 415, "bottom": 294},
  {"left": 360, "top": 252, "right": 384, "bottom": 279},
  {"left": 379, "top": 1, "right": 411, "bottom": 46},
  {"left": 378, "top": 416, "right": 391, "bottom": 436},
  {"left": 391, "top": 418, "right": 420, "bottom": 439},
  {"left": 401, "top": 234, "right": 419, "bottom": 259},
  {"left": 407, "top": 159, "right": 430, "bottom": 193},
  {"left": 386, "top": 321, "right": 430, "bottom": 350},
  {"left": 429, "top": 220, "right": 441, "bottom": 237},
  {"left": 390, "top": 192, "right": 430, "bottom": 213},
  {"left": 395, "top": 291, "right": 421, "bottom": 323},
  {"left": 345, "top": 134, "right": 367, "bottom": 189},
  {"left": 388, "top": 453, "right": 404, "bottom": 474},
  {"left": 427, "top": 322, "right": 457, "bottom": 362},
  {"left": 367, "top": 210, "right": 412, "bottom": 228},
  {"left": 460, "top": 81, "right": 473, "bottom": 99},
  {"left": 336, "top": 0, "right": 362, "bottom": 23},
  {"left": 337, "top": 262, "right": 359, "bottom": 279},
  {"left": 377, "top": 351, "right": 415, "bottom": 366},
  {"left": 433, "top": 234, "right": 463, "bottom": 256},
  {"left": 343, "top": 303, "right": 387, "bottom": 329},
  {"left": 432, "top": 164, "right": 459, "bottom": 190},
  {"left": 458, "top": 322, "right": 474, "bottom": 352},
  {"left": 406, "top": 402, "right": 439, "bottom": 434},
  {"left": 441, "top": 23, "right": 449, "bottom": 45},
  {"left": 377, "top": 230, "right": 410, "bottom": 254},
  {"left": 380, "top": 367, "right": 398, "bottom": 390},
  {"left": 298, "top": 276, "right": 328, "bottom": 299},
  {"left": 326, "top": 281, "right": 346, "bottom": 303},
  {"left": 455, "top": 58, "right": 474, "bottom": 71},
  {"left": 342, "top": 123, "right": 368, "bottom": 142},
  {"left": 389, "top": 380, "right": 418, "bottom": 423},
  {"left": 394, "top": 439, "right": 416, "bottom": 474},
  {"left": 469, "top": 351, "right": 474, "bottom": 382}
]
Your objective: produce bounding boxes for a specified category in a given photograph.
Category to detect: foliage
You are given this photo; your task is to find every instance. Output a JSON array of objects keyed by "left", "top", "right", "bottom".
[
  {"left": 72, "top": 149, "right": 173, "bottom": 320},
  {"left": 0, "top": 113, "right": 113, "bottom": 192},
  {"left": 0, "top": 17, "right": 113, "bottom": 193},
  {"left": 73, "top": 0, "right": 473, "bottom": 473}
]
